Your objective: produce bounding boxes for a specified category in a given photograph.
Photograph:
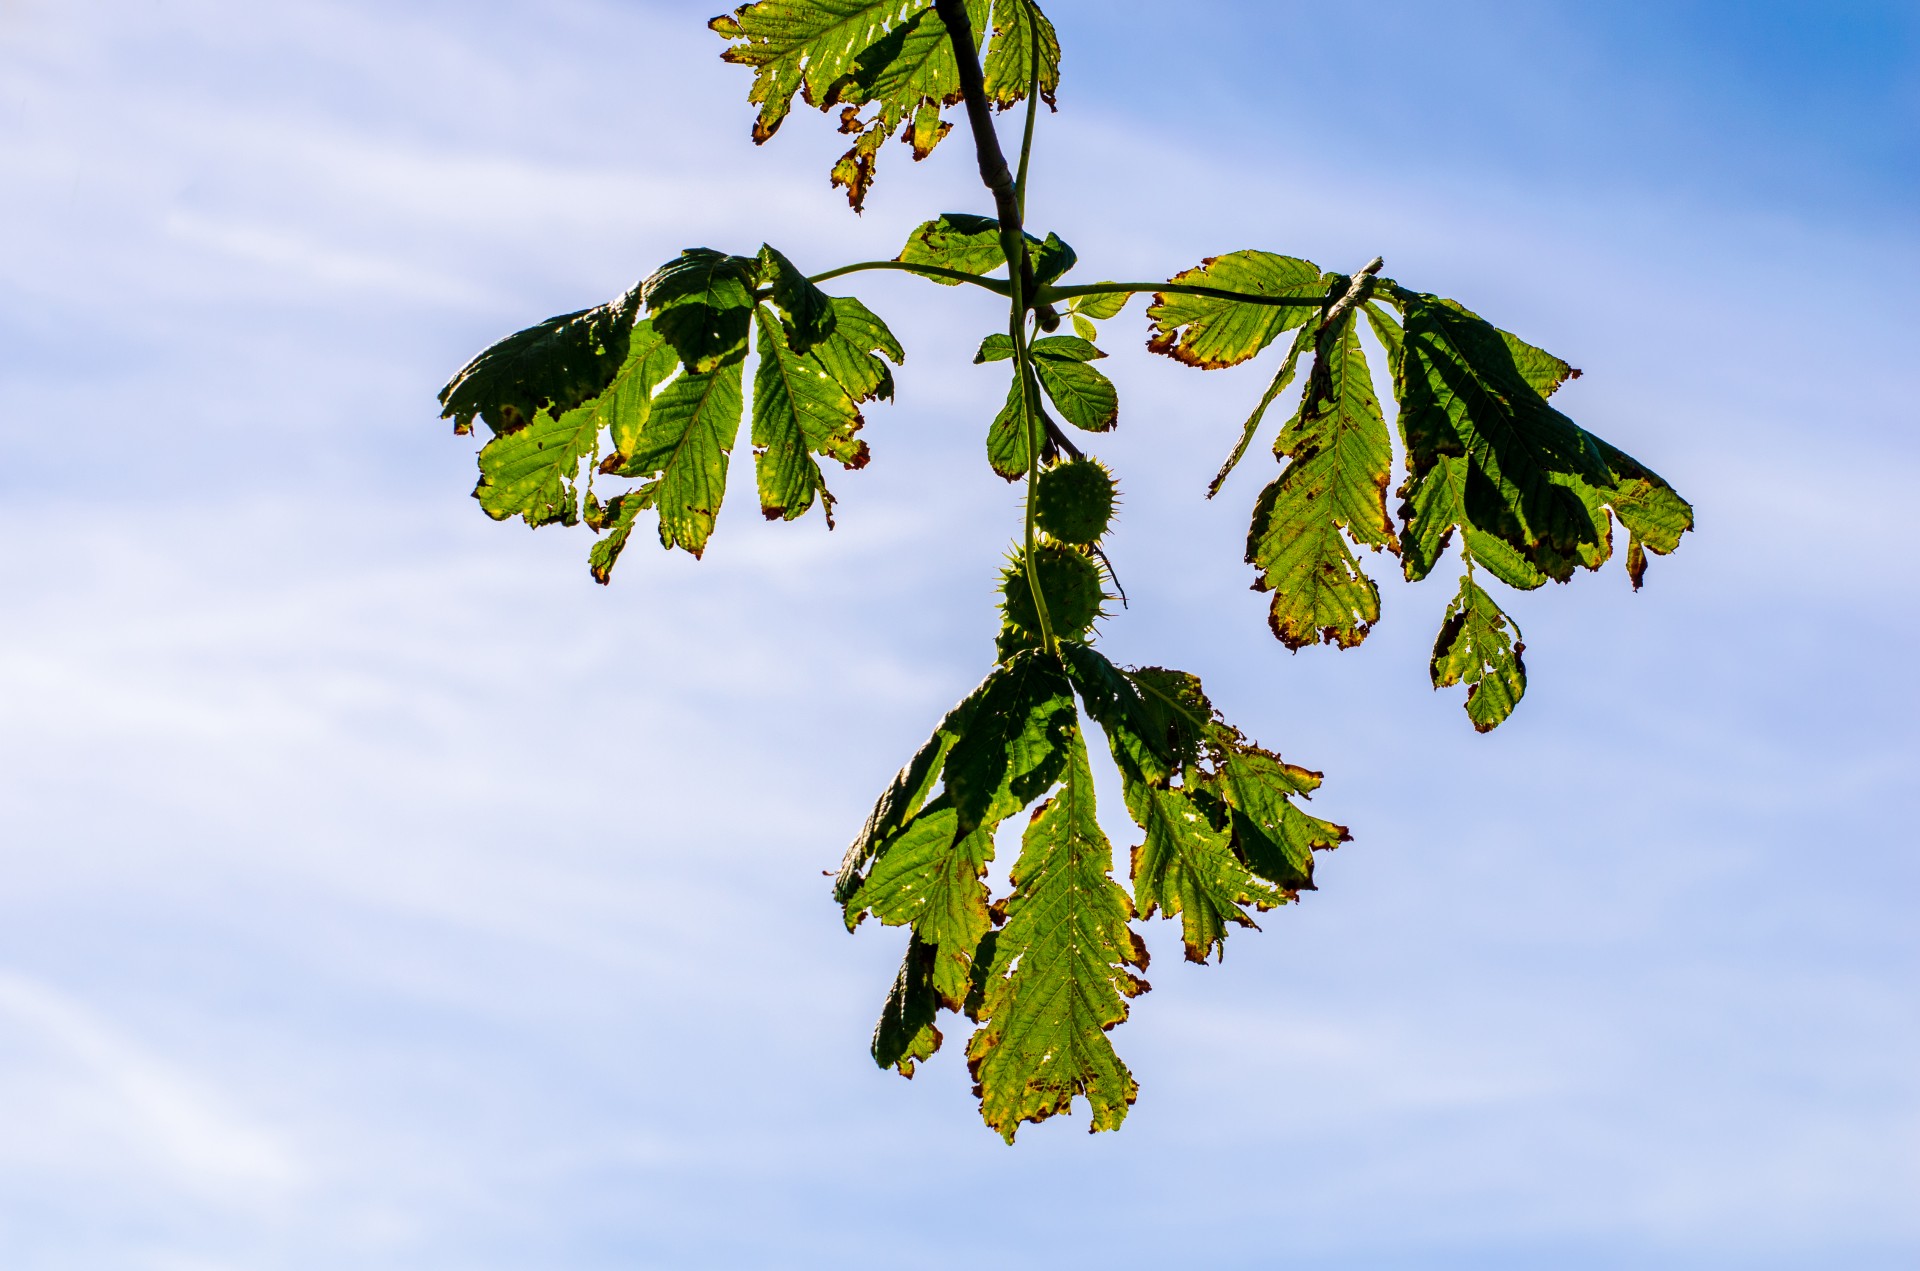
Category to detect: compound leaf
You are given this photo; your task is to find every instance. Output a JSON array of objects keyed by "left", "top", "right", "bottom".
[
  {"left": 439, "top": 287, "right": 641, "bottom": 435},
  {"left": 1245, "top": 312, "right": 1395, "bottom": 649},
  {"left": 1430, "top": 573, "right": 1526, "bottom": 732},
  {"left": 1147, "top": 251, "right": 1326, "bottom": 369},
  {"left": 966, "top": 726, "right": 1147, "bottom": 1141},
  {"left": 716, "top": 0, "right": 1064, "bottom": 209}
]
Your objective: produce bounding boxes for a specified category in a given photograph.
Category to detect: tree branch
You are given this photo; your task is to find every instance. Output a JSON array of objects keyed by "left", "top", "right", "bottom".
[{"left": 934, "top": 0, "right": 1037, "bottom": 314}]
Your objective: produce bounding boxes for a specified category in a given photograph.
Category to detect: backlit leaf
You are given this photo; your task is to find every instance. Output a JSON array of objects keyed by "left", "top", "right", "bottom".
[
  {"left": 1030, "top": 346, "right": 1116, "bottom": 431},
  {"left": 751, "top": 307, "right": 872, "bottom": 526},
  {"left": 585, "top": 486, "right": 657, "bottom": 584},
  {"left": 966, "top": 727, "right": 1147, "bottom": 1141},
  {"left": 1430, "top": 573, "right": 1526, "bottom": 732},
  {"left": 986, "top": 373, "right": 1031, "bottom": 479},
  {"left": 980, "top": 0, "right": 1060, "bottom": 107},
  {"left": 1244, "top": 312, "right": 1395, "bottom": 649},
  {"left": 622, "top": 358, "right": 747, "bottom": 557},
  {"left": 872, "top": 934, "right": 943, "bottom": 1076},
  {"left": 439, "top": 287, "right": 641, "bottom": 435},
  {"left": 757, "top": 244, "right": 837, "bottom": 352},
  {"left": 473, "top": 404, "right": 599, "bottom": 528},
  {"left": 643, "top": 249, "right": 758, "bottom": 373},
  {"left": 1147, "top": 251, "right": 1327, "bottom": 369},
  {"left": 1127, "top": 782, "right": 1286, "bottom": 964}
]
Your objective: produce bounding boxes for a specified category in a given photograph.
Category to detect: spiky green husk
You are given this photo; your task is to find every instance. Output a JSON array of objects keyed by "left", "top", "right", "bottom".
[
  {"left": 1033, "top": 458, "right": 1117, "bottom": 545},
  {"left": 1001, "top": 543, "right": 1106, "bottom": 641}
]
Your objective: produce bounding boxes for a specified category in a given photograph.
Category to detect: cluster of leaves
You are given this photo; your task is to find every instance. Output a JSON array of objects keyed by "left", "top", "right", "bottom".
[
  {"left": 1145, "top": 252, "right": 1694, "bottom": 730},
  {"left": 436, "top": 0, "right": 1694, "bottom": 1140},
  {"left": 439, "top": 245, "right": 901, "bottom": 578},
  {"left": 712, "top": 0, "right": 1057, "bottom": 210},
  {"left": 835, "top": 645, "right": 1345, "bottom": 1140}
]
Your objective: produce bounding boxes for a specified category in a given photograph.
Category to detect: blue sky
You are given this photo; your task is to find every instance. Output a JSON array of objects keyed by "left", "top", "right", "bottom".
[{"left": 0, "top": 2, "right": 1915, "bottom": 1268}]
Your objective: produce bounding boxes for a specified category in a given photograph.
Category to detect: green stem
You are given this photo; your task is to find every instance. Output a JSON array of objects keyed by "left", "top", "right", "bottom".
[
  {"left": 1038, "top": 280, "right": 1332, "bottom": 308},
  {"left": 805, "top": 259, "right": 1013, "bottom": 295},
  {"left": 1009, "top": 273, "right": 1056, "bottom": 654},
  {"left": 1014, "top": 19, "right": 1041, "bottom": 222}
]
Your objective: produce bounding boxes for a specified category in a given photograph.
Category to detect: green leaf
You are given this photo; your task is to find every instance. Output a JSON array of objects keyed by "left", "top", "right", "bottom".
[
  {"left": 1387, "top": 289, "right": 1691, "bottom": 588},
  {"left": 1430, "top": 573, "right": 1526, "bottom": 732},
  {"left": 1122, "top": 666, "right": 1213, "bottom": 773},
  {"left": 836, "top": 675, "right": 984, "bottom": 905},
  {"left": 715, "top": 1, "right": 1048, "bottom": 210},
  {"left": 1244, "top": 312, "right": 1395, "bottom": 649},
  {"left": 872, "top": 934, "right": 943, "bottom": 1076},
  {"left": 585, "top": 485, "right": 658, "bottom": 584},
  {"left": 849, "top": 799, "right": 996, "bottom": 1009},
  {"left": 643, "top": 249, "right": 759, "bottom": 373},
  {"left": 757, "top": 244, "right": 836, "bottom": 353},
  {"left": 1127, "top": 782, "right": 1287, "bottom": 964},
  {"left": 1205, "top": 739, "right": 1346, "bottom": 892},
  {"left": 1501, "top": 327, "right": 1580, "bottom": 398},
  {"left": 594, "top": 320, "right": 680, "bottom": 469},
  {"left": 986, "top": 373, "right": 1031, "bottom": 479},
  {"left": 841, "top": 651, "right": 1076, "bottom": 1035},
  {"left": 1029, "top": 231, "right": 1077, "bottom": 288},
  {"left": 1206, "top": 321, "right": 1313, "bottom": 498},
  {"left": 1070, "top": 313, "right": 1097, "bottom": 341},
  {"left": 966, "top": 726, "right": 1148, "bottom": 1141},
  {"left": 1029, "top": 334, "right": 1102, "bottom": 362},
  {"left": 622, "top": 358, "right": 747, "bottom": 557},
  {"left": 981, "top": 0, "right": 1060, "bottom": 107},
  {"left": 940, "top": 649, "right": 1077, "bottom": 834},
  {"left": 899, "top": 212, "right": 1007, "bottom": 282},
  {"left": 1031, "top": 355, "right": 1117, "bottom": 432},
  {"left": 1066, "top": 288, "right": 1129, "bottom": 321},
  {"left": 1147, "top": 251, "right": 1326, "bottom": 369},
  {"left": 1390, "top": 289, "right": 1613, "bottom": 578},
  {"left": 712, "top": 0, "right": 944, "bottom": 143},
  {"left": 975, "top": 332, "right": 1015, "bottom": 362},
  {"left": 438, "top": 287, "right": 641, "bottom": 435},
  {"left": 1060, "top": 645, "right": 1178, "bottom": 787},
  {"left": 751, "top": 308, "right": 873, "bottom": 526},
  {"left": 810, "top": 295, "right": 905, "bottom": 401},
  {"left": 825, "top": 1, "right": 985, "bottom": 209},
  {"left": 897, "top": 214, "right": 1072, "bottom": 286},
  {"left": 472, "top": 403, "right": 599, "bottom": 527}
]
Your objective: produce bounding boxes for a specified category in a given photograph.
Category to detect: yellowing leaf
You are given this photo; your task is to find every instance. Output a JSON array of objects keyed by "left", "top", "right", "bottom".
[
  {"left": 1245, "top": 313, "right": 1396, "bottom": 649},
  {"left": 966, "top": 728, "right": 1147, "bottom": 1141},
  {"left": 1147, "top": 251, "right": 1327, "bottom": 368},
  {"left": 1430, "top": 574, "right": 1526, "bottom": 732}
]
